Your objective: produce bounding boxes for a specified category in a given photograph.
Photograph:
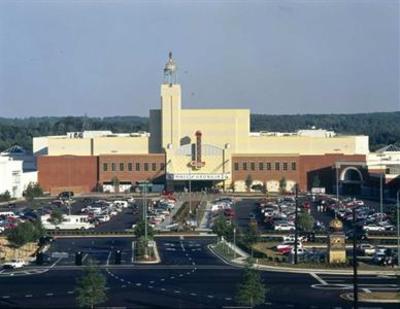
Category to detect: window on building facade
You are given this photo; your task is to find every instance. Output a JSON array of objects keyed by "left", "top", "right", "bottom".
[
  {"left": 234, "top": 162, "right": 239, "bottom": 171},
  {"left": 160, "top": 163, "right": 165, "bottom": 171},
  {"left": 275, "top": 162, "right": 280, "bottom": 170},
  {"left": 111, "top": 163, "right": 116, "bottom": 171},
  {"left": 136, "top": 163, "right": 140, "bottom": 171},
  {"left": 152, "top": 163, "right": 157, "bottom": 171},
  {"left": 120, "top": 163, "right": 124, "bottom": 171},
  {"left": 250, "top": 162, "right": 255, "bottom": 170},
  {"left": 291, "top": 162, "right": 296, "bottom": 170},
  {"left": 128, "top": 163, "right": 132, "bottom": 171},
  {"left": 144, "top": 163, "right": 149, "bottom": 171},
  {"left": 103, "top": 163, "right": 108, "bottom": 171},
  {"left": 259, "top": 162, "right": 264, "bottom": 170},
  {"left": 243, "top": 162, "right": 247, "bottom": 170},
  {"left": 266, "top": 162, "right": 271, "bottom": 170},
  {"left": 283, "top": 162, "right": 288, "bottom": 171}
]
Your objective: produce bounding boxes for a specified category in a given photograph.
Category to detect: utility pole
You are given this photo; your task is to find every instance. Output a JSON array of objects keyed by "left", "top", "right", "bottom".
[
  {"left": 352, "top": 206, "right": 358, "bottom": 309},
  {"left": 294, "top": 184, "right": 299, "bottom": 264},
  {"left": 397, "top": 190, "right": 399, "bottom": 268}
]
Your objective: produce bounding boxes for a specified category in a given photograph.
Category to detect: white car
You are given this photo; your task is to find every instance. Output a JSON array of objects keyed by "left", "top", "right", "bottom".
[
  {"left": 358, "top": 243, "right": 376, "bottom": 255},
  {"left": 274, "top": 223, "right": 295, "bottom": 231},
  {"left": 3, "top": 260, "right": 26, "bottom": 269},
  {"left": 363, "top": 224, "right": 385, "bottom": 232},
  {"left": 290, "top": 247, "right": 305, "bottom": 255},
  {"left": 97, "top": 215, "right": 110, "bottom": 223}
]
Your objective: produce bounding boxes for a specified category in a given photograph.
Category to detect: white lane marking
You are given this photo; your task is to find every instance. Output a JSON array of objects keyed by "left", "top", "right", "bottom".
[
  {"left": 170, "top": 276, "right": 175, "bottom": 279},
  {"left": 192, "top": 262, "right": 196, "bottom": 265},
  {"left": 160, "top": 278, "right": 165, "bottom": 281},
  {"left": 180, "top": 236, "right": 184, "bottom": 240},
  {"left": 363, "top": 288, "right": 372, "bottom": 293},
  {"left": 121, "top": 285, "right": 126, "bottom": 288},
  {"left": 186, "top": 272, "right": 191, "bottom": 275},
  {"left": 161, "top": 288, "right": 166, "bottom": 291},
  {"left": 25, "top": 294, "right": 32, "bottom": 298},
  {"left": 82, "top": 254, "right": 88, "bottom": 263},
  {"left": 286, "top": 305, "right": 294, "bottom": 308},
  {"left": 225, "top": 297, "right": 232, "bottom": 301},
  {"left": 207, "top": 295, "right": 214, "bottom": 298},
  {"left": 190, "top": 292, "right": 197, "bottom": 296},
  {"left": 174, "top": 290, "right": 181, "bottom": 294},
  {"left": 120, "top": 279, "right": 125, "bottom": 282},
  {"left": 179, "top": 274, "right": 183, "bottom": 277},
  {"left": 310, "top": 273, "right": 327, "bottom": 285},
  {"left": 148, "top": 286, "right": 153, "bottom": 289},
  {"left": 106, "top": 251, "right": 111, "bottom": 266},
  {"left": 150, "top": 281, "right": 155, "bottom": 284},
  {"left": 2, "top": 296, "right": 10, "bottom": 299},
  {"left": 67, "top": 291, "right": 74, "bottom": 294},
  {"left": 46, "top": 293, "right": 53, "bottom": 296},
  {"left": 136, "top": 283, "right": 142, "bottom": 286}
]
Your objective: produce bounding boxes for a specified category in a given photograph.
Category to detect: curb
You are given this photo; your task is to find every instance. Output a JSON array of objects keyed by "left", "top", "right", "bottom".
[
  {"left": 340, "top": 293, "right": 400, "bottom": 303},
  {"left": 209, "top": 241, "right": 399, "bottom": 276},
  {"left": 132, "top": 241, "right": 161, "bottom": 265}
]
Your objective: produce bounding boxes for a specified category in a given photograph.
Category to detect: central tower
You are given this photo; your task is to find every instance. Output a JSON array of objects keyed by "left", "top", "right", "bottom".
[{"left": 161, "top": 52, "right": 181, "bottom": 150}]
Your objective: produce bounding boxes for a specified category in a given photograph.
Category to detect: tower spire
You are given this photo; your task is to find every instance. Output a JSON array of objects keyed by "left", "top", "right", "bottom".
[{"left": 163, "top": 51, "right": 177, "bottom": 85}]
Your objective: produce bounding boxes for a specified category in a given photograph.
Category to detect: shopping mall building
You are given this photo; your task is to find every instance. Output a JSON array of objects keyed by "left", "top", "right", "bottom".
[{"left": 33, "top": 54, "right": 399, "bottom": 196}]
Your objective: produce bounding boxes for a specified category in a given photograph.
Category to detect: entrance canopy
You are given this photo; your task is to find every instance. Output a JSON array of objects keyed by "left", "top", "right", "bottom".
[{"left": 166, "top": 173, "right": 229, "bottom": 181}]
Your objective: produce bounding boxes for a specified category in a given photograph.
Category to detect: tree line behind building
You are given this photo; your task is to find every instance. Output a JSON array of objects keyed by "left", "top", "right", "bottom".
[{"left": 0, "top": 112, "right": 398, "bottom": 152}]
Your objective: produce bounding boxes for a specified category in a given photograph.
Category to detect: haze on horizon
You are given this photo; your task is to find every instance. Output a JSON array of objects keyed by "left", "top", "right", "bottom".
[{"left": 0, "top": 0, "right": 399, "bottom": 118}]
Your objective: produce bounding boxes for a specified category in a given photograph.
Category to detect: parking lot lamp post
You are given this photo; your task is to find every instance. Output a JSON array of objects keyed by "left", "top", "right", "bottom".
[
  {"left": 233, "top": 227, "right": 236, "bottom": 260},
  {"left": 352, "top": 206, "right": 358, "bottom": 309},
  {"left": 397, "top": 190, "right": 399, "bottom": 267},
  {"left": 380, "top": 174, "right": 384, "bottom": 214},
  {"left": 294, "top": 184, "right": 299, "bottom": 264}
]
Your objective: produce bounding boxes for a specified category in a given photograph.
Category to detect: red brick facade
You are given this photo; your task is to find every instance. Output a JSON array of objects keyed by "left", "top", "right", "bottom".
[
  {"left": 98, "top": 154, "right": 166, "bottom": 184},
  {"left": 232, "top": 154, "right": 366, "bottom": 192},
  {"left": 37, "top": 155, "right": 98, "bottom": 195}
]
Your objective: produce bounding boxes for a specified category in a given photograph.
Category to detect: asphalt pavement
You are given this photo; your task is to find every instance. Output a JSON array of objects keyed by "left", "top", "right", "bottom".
[{"left": 0, "top": 236, "right": 398, "bottom": 308}]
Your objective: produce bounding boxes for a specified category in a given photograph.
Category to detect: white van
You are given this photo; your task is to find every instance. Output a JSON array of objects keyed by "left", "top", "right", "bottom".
[
  {"left": 113, "top": 200, "right": 129, "bottom": 208},
  {"left": 41, "top": 214, "right": 94, "bottom": 230}
]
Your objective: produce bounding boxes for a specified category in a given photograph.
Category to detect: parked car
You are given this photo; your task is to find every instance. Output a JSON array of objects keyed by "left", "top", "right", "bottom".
[
  {"left": 3, "top": 260, "right": 26, "bottom": 269},
  {"left": 274, "top": 223, "right": 295, "bottom": 231},
  {"left": 363, "top": 224, "right": 385, "bottom": 232},
  {"left": 358, "top": 243, "right": 376, "bottom": 255}
]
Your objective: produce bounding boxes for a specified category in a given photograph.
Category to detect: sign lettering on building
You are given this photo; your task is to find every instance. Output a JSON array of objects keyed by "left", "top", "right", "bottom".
[{"left": 166, "top": 173, "right": 229, "bottom": 180}]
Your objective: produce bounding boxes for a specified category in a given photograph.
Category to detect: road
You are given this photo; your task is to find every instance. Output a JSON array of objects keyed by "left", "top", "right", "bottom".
[{"left": 0, "top": 236, "right": 398, "bottom": 308}]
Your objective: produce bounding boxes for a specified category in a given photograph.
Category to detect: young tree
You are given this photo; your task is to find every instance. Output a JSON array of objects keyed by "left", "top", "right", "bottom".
[
  {"left": 279, "top": 177, "right": 287, "bottom": 194},
  {"left": 212, "top": 215, "right": 234, "bottom": 241},
  {"left": 6, "top": 219, "right": 44, "bottom": 247},
  {"left": 241, "top": 221, "right": 259, "bottom": 255},
  {"left": 0, "top": 190, "right": 11, "bottom": 202},
  {"left": 23, "top": 182, "right": 43, "bottom": 201},
  {"left": 245, "top": 174, "right": 253, "bottom": 192},
  {"left": 236, "top": 266, "right": 267, "bottom": 307},
  {"left": 111, "top": 176, "right": 120, "bottom": 193},
  {"left": 312, "top": 175, "right": 321, "bottom": 188},
  {"left": 75, "top": 263, "right": 107, "bottom": 309},
  {"left": 298, "top": 212, "right": 315, "bottom": 233},
  {"left": 134, "top": 220, "right": 154, "bottom": 239},
  {"left": 49, "top": 209, "right": 64, "bottom": 226}
]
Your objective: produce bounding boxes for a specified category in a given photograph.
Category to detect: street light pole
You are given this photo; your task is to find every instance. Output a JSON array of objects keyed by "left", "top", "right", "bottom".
[
  {"left": 336, "top": 164, "right": 339, "bottom": 202},
  {"left": 294, "top": 184, "right": 299, "bottom": 264},
  {"left": 233, "top": 227, "right": 236, "bottom": 260},
  {"left": 352, "top": 206, "right": 358, "bottom": 309},
  {"left": 380, "top": 174, "right": 383, "bottom": 214}
]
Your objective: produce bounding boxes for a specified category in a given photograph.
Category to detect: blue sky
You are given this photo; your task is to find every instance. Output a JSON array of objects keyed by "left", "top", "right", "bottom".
[{"left": 0, "top": 0, "right": 398, "bottom": 117}]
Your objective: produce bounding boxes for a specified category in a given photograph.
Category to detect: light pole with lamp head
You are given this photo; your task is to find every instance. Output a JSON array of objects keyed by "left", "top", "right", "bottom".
[{"left": 397, "top": 190, "right": 399, "bottom": 268}]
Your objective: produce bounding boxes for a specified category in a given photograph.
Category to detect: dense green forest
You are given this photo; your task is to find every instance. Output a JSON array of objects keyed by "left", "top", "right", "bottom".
[{"left": 0, "top": 112, "right": 399, "bottom": 153}]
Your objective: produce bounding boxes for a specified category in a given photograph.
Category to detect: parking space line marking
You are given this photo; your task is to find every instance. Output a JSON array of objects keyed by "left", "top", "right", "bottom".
[{"left": 310, "top": 273, "right": 327, "bottom": 285}]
